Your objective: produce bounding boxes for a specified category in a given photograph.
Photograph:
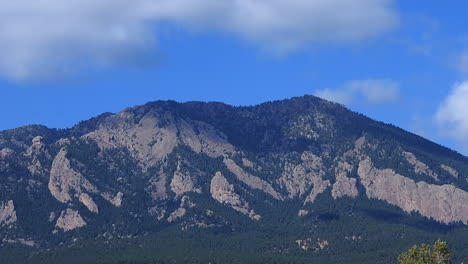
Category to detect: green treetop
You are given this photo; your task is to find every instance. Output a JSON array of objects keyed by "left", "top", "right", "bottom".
[{"left": 398, "top": 240, "right": 452, "bottom": 264}]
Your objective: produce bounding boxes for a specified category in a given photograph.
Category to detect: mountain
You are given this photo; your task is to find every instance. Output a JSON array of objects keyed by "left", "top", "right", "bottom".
[{"left": 1, "top": 95, "right": 468, "bottom": 264}]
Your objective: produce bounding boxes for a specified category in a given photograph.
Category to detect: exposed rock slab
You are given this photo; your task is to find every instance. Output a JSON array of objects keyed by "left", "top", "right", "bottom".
[
  {"left": 84, "top": 111, "right": 234, "bottom": 168},
  {"left": 210, "top": 172, "right": 260, "bottom": 220},
  {"left": 83, "top": 112, "right": 178, "bottom": 168},
  {"left": 440, "top": 164, "right": 459, "bottom": 179},
  {"left": 180, "top": 120, "right": 235, "bottom": 157},
  {"left": 55, "top": 209, "right": 86, "bottom": 232},
  {"left": 170, "top": 169, "right": 201, "bottom": 197},
  {"left": 304, "top": 176, "right": 330, "bottom": 204},
  {"left": 224, "top": 158, "right": 282, "bottom": 200},
  {"left": 79, "top": 193, "right": 99, "bottom": 213},
  {"left": 25, "top": 136, "right": 49, "bottom": 175},
  {"left": 0, "top": 200, "right": 17, "bottom": 226},
  {"left": 48, "top": 148, "right": 97, "bottom": 203},
  {"left": 332, "top": 161, "right": 359, "bottom": 199},
  {"left": 358, "top": 158, "right": 468, "bottom": 224},
  {"left": 280, "top": 152, "right": 325, "bottom": 199},
  {"left": 403, "top": 151, "right": 438, "bottom": 180}
]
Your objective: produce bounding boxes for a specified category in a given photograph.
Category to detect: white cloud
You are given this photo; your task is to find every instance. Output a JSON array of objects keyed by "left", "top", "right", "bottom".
[
  {"left": 0, "top": 0, "right": 398, "bottom": 81},
  {"left": 346, "top": 79, "right": 400, "bottom": 104},
  {"left": 315, "top": 79, "right": 400, "bottom": 105},
  {"left": 435, "top": 81, "right": 468, "bottom": 148},
  {"left": 315, "top": 88, "right": 353, "bottom": 105}
]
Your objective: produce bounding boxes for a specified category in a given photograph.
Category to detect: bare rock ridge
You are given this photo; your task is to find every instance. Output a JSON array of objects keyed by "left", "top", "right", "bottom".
[
  {"left": 279, "top": 152, "right": 327, "bottom": 199},
  {"left": 170, "top": 164, "right": 202, "bottom": 197},
  {"left": 440, "top": 164, "right": 459, "bottom": 178},
  {"left": 331, "top": 161, "right": 359, "bottom": 199},
  {"left": 167, "top": 196, "right": 195, "bottom": 223},
  {"left": 224, "top": 158, "right": 283, "bottom": 200},
  {"left": 83, "top": 112, "right": 178, "bottom": 168},
  {"left": 210, "top": 172, "right": 261, "bottom": 220},
  {"left": 55, "top": 209, "right": 86, "bottom": 232},
  {"left": 83, "top": 111, "right": 235, "bottom": 169},
  {"left": 79, "top": 193, "right": 99, "bottom": 213},
  {"left": 25, "top": 136, "right": 49, "bottom": 175},
  {"left": 0, "top": 200, "right": 17, "bottom": 226},
  {"left": 403, "top": 151, "right": 438, "bottom": 180},
  {"left": 48, "top": 148, "right": 97, "bottom": 204},
  {"left": 358, "top": 158, "right": 468, "bottom": 224}
]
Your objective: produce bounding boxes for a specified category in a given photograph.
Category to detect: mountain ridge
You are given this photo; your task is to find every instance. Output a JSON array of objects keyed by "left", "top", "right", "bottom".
[{"left": 1, "top": 94, "right": 468, "bottom": 263}]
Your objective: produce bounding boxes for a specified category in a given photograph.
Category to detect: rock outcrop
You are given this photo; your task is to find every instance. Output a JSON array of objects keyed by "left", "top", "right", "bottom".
[
  {"left": 358, "top": 158, "right": 468, "bottom": 224},
  {"left": 84, "top": 112, "right": 178, "bottom": 168},
  {"left": 84, "top": 111, "right": 234, "bottom": 169},
  {"left": 296, "top": 238, "right": 329, "bottom": 251},
  {"left": 403, "top": 151, "right": 438, "bottom": 180},
  {"left": 210, "top": 172, "right": 260, "bottom": 220},
  {"left": 0, "top": 200, "right": 17, "bottom": 226},
  {"left": 55, "top": 209, "right": 86, "bottom": 232},
  {"left": 297, "top": 210, "right": 309, "bottom": 217},
  {"left": 25, "top": 136, "right": 49, "bottom": 175},
  {"left": 170, "top": 168, "right": 201, "bottom": 197},
  {"left": 441, "top": 164, "right": 459, "bottom": 179},
  {"left": 79, "top": 193, "right": 99, "bottom": 213},
  {"left": 304, "top": 176, "right": 330, "bottom": 204},
  {"left": 0, "top": 148, "right": 14, "bottom": 159},
  {"left": 332, "top": 161, "right": 359, "bottom": 199},
  {"left": 179, "top": 120, "right": 235, "bottom": 158},
  {"left": 279, "top": 152, "right": 325, "bottom": 199},
  {"left": 48, "top": 149, "right": 97, "bottom": 203},
  {"left": 102, "top": 192, "right": 123, "bottom": 207},
  {"left": 167, "top": 208, "right": 186, "bottom": 223},
  {"left": 224, "top": 158, "right": 282, "bottom": 200}
]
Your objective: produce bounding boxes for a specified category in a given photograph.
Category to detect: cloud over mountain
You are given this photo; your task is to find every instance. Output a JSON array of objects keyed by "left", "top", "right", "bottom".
[
  {"left": 436, "top": 81, "right": 468, "bottom": 149},
  {"left": 315, "top": 79, "right": 400, "bottom": 105},
  {"left": 0, "top": 0, "right": 398, "bottom": 81}
]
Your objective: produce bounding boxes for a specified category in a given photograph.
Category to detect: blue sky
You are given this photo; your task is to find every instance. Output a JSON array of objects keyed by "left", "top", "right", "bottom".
[{"left": 1, "top": 1, "right": 468, "bottom": 154}]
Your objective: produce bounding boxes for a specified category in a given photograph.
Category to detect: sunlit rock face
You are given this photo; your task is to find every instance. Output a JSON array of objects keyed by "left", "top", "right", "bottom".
[
  {"left": 210, "top": 172, "right": 260, "bottom": 220},
  {"left": 358, "top": 158, "right": 468, "bottom": 224},
  {"left": 55, "top": 209, "right": 86, "bottom": 232}
]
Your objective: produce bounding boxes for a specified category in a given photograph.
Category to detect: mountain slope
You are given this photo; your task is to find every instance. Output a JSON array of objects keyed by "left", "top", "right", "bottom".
[{"left": 1, "top": 95, "right": 468, "bottom": 263}]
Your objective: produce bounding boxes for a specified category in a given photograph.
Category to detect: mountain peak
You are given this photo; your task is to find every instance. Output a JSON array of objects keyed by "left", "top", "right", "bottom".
[{"left": 1, "top": 95, "right": 468, "bottom": 263}]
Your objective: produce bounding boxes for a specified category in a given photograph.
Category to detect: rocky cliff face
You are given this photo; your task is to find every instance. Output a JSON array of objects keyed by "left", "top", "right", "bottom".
[
  {"left": 358, "top": 158, "right": 468, "bottom": 224},
  {"left": 0, "top": 200, "right": 16, "bottom": 227},
  {"left": 55, "top": 209, "right": 86, "bottom": 232},
  {"left": 210, "top": 172, "right": 260, "bottom": 220},
  {"left": 1, "top": 95, "right": 468, "bottom": 246}
]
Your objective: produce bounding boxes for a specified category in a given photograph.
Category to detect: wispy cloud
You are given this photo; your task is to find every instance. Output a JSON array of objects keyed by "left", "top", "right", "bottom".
[
  {"left": 315, "top": 79, "right": 400, "bottom": 105},
  {"left": 435, "top": 81, "right": 468, "bottom": 149},
  {"left": 315, "top": 88, "right": 353, "bottom": 105},
  {"left": 0, "top": 0, "right": 398, "bottom": 81}
]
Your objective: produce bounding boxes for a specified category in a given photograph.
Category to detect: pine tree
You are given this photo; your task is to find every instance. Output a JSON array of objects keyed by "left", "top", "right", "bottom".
[{"left": 398, "top": 240, "right": 452, "bottom": 264}]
